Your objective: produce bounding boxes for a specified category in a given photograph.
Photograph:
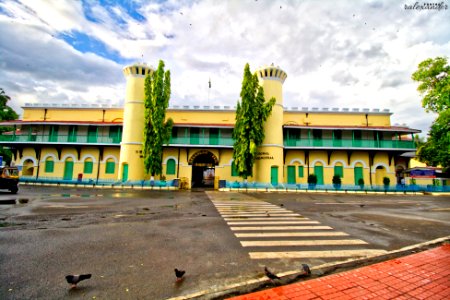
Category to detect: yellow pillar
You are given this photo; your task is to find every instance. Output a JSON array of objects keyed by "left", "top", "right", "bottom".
[
  {"left": 119, "top": 63, "right": 154, "bottom": 181},
  {"left": 254, "top": 65, "right": 287, "bottom": 185}
]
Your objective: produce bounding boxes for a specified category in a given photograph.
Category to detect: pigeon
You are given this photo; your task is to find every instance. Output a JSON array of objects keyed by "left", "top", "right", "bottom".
[
  {"left": 174, "top": 268, "right": 185, "bottom": 282},
  {"left": 302, "top": 264, "right": 311, "bottom": 275},
  {"left": 299, "top": 264, "right": 311, "bottom": 277},
  {"left": 65, "top": 274, "right": 92, "bottom": 288},
  {"left": 264, "top": 266, "right": 280, "bottom": 282}
]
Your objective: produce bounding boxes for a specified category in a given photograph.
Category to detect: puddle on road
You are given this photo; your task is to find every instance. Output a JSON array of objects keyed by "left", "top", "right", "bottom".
[{"left": 41, "top": 193, "right": 104, "bottom": 199}]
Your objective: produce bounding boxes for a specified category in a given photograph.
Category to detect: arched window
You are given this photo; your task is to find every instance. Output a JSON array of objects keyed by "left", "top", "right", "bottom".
[
  {"left": 45, "top": 158, "right": 54, "bottom": 173},
  {"left": 314, "top": 163, "right": 324, "bottom": 185},
  {"left": 63, "top": 158, "right": 74, "bottom": 180},
  {"left": 105, "top": 158, "right": 115, "bottom": 174},
  {"left": 84, "top": 158, "right": 93, "bottom": 174},
  {"left": 166, "top": 159, "right": 176, "bottom": 175},
  {"left": 334, "top": 163, "right": 343, "bottom": 178},
  {"left": 354, "top": 163, "right": 364, "bottom": 185}
]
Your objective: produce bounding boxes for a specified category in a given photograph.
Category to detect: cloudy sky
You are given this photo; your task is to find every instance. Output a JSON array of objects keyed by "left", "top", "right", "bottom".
[{"left": 0, "top": 0, "right": 449, "bottom": 136}]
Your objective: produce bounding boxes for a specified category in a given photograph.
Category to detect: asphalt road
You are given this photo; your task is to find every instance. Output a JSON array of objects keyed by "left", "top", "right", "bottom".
[{"left": 0, "top": 186, "right": 449, "bottom": 299}]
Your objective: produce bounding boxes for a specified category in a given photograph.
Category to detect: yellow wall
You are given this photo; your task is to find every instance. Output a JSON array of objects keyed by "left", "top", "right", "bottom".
[
  {"left": 15, "top": 146, "right": 120, "bottom": 182},
  {"left": 22, "top": 108, "right": 123, "bottom": 122},
  {"left": 284, "top": 112, "right": 391, "bottom": 127},
  {"left": 168, "top": 110, "right": 235, "bottom": 125}
]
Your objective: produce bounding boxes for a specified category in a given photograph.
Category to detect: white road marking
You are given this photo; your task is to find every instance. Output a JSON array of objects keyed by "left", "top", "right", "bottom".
[
  {"left": 230, "top": 226, "right": 333, "bottom": 231},
  {"left": 209, "top": 195, "right": 382, "bottom": 261},
  {"left": 235, "top": 232, "right": 349, "bottom": 238},
  {"left": 240, "top": 239, "right": 368, "bottom": 247},
  {"left": 222, "top": 214, "right": 300, "bottom": 217},
  {"left": 227, "top": 221, "right": 320, "bottom": 225},
  {"left": 249, "top": 249, "right": 388, "bottom": 259},
  {"left": 224, "top": 217, "right": 309, "bottom": 221}
]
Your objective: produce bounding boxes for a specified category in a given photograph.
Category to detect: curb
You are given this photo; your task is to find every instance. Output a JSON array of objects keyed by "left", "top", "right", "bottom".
[{"left": 166, "top": 235, "right": 450, "bottom": 300}]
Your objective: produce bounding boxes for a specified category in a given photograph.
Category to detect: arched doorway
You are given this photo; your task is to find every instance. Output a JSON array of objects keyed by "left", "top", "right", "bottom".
[
  {"left": 22, "top": 159, "right": 34, "bottom": 176},
  {"left": 375, "top": 165, "right": 387, "bottom": 186},
  {"left": 190, "top": 151, "right": 218, "bottom": 188},
  {"left": 63, "top": 158, "right": 74, "bottom": 180},
  {"left": 396, "top": 166, "right": 405, "bottom": 184}
]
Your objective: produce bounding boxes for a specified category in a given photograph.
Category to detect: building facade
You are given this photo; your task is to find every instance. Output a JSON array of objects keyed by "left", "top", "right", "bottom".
[{"left": 0, "top": 63, "right": 419, "bottom": 189}]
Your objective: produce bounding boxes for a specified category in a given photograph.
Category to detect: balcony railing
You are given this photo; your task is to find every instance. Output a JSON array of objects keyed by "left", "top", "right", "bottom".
[
  {"left": 169, "top": 136, "right": 234, "bottom": 146},
  {"left": 0, "top": 134, "right": 416, "bottom": 150},
  {"left": 284, "top": 138, "right": 416, "bottom": 149},
  {"left": 0, "top": 134, "right": 121, "bottom": 144}
]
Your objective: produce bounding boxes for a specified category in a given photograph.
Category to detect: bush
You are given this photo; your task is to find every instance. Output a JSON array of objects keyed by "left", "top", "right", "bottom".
[
  {"left": 332, "top": 175, "right": 342, "bottom": 185},
  {"left": 308, "top": 174, "right": 317, "bottom": 185},
  {"left": 383, "top": 177, "right": 390, "bottom": 186}
]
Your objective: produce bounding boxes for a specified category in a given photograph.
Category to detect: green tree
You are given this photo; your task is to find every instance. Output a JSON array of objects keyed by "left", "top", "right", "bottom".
[
  {"left": 232, "top": 63, "right": 275, "bottom": 179},
  {"left": 142, "top": 60, "right": 173, "bottom": 177},
  {"left": 417, "top": 110, "right": 450, "bottom": 167},
  {"left": 411, "top": 57, "right": 449, "bottom": 113},
  {"left": 0, "top": 88, "right": 19, "bottom": 165},
  {"left": 412, "top": 57, "right": 450, "bottom": 168}
]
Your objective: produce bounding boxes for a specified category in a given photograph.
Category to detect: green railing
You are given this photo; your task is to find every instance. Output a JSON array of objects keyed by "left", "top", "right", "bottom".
[
  {"left": 284, "top": 138, "right": 415, "bottom": 149},
  {"left": 169, "top": 136, "right": 234, "bottom": 146},
  {"left": 0, "top": 135, "right": 121, "bottom": 144},
  {"left": 0, "top": 134, "right": 415, "bottom": 149}
]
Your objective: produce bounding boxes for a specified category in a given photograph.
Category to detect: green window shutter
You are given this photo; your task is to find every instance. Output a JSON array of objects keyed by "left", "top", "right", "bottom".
[
  {"left": 68, "top": 125, "right": 77, "bottom": 142},
  {"left": 166, "top": 159, "right": 176, "bottom": 175},
  {"left": 314, "top": 165, "right": 324, "bottom": 185},
  {"left": 298, "top": 166, "right": 304, "bottom": 178},
  {"left": 49, "top": 125, "right": 59, "bottom": 142},
  {"left": 45, "top": 160, "right": 54, "bottom": 173},
  {"left": 231, "top": 161, "right": 238, "bottom": 176},
  {"left": 334, "top": 166, "right": 343, "bottom": 178},
  {"left": 105, "top": 161, "right": 115, "bottom": 174},
  {"left": 354, "top": 167, "right": 363, "bottom": 185},
  {"left": 84, "top": 161, "right": 93, "bottom": 174},
  {"left": 287, "top": 166, "right": 296, "bottom": 184}
]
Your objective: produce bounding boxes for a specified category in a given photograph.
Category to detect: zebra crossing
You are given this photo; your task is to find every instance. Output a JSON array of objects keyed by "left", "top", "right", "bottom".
[{"left": 209, "top": 194, "right": 387, "bottom": 263}]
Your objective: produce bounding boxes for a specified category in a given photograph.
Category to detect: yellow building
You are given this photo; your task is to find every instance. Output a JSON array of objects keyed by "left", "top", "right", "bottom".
[{"left": 0, "top": 62, "right": 420, "bottom": 189}]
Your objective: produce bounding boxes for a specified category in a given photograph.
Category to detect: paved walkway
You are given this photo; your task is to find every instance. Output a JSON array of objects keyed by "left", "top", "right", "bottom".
[{"left": 227, "top": 244, "right": 450, "bottom": 300}]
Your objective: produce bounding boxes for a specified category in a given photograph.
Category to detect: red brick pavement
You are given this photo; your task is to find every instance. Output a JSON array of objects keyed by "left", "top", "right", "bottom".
[{"left": 228, "top": 244, "right": 450, "bottom": 300}]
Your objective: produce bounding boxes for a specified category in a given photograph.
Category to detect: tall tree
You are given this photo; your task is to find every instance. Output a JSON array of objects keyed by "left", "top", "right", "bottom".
[
  {"left": 0, "top": 88, "right": 19, "bottom": 165},
  {"left": 417, "top": 110, "right": 450, "bottom": 168},
  {"left": 142, "top": 60, "right": 173, "bottom": 177},
  {"left": 232, "top": 64, "right": 275, "bottom": 179},
  {"left": 412, "top": 57, "right": 450, "bottom": 168},
  {"left": 412, "top": 57, "right": 449, "bottom": 113}
]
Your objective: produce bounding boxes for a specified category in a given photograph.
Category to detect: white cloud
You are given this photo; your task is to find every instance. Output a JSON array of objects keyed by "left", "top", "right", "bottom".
[{"left": 0, "top": 0, "right": 449, "bottom": 137}]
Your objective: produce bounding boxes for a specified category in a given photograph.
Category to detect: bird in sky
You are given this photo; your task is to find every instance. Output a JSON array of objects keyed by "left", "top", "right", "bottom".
[
  {"left": 174, "top": 268, "right": 185, "bottom": 282},
  {"left": 264, "top": 266, "right": 281, "bottom": 282},
  {"left": 65, "top": 274, "right": 92, "bottom": 288}
]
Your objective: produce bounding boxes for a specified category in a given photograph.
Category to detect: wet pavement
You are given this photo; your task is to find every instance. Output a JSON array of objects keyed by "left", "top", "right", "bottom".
[{"left": 0, "top": 186, "right": 449, "bottom": 299}]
